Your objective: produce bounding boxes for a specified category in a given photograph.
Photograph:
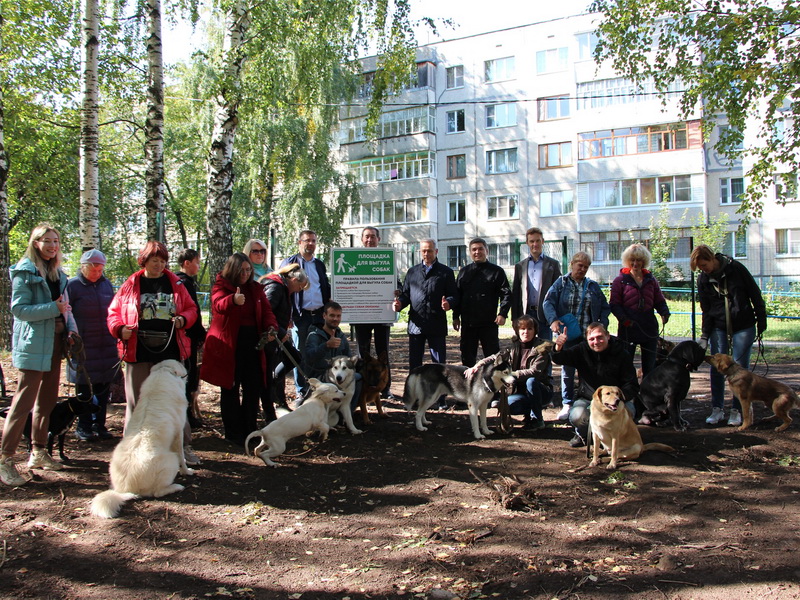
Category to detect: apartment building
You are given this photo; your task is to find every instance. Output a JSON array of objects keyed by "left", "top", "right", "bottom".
[{"left": 338, "top": 12, "right": 800, "bottom": 288}]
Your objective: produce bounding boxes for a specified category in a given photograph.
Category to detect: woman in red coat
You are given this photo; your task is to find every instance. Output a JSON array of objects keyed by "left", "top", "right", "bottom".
[
  {"left": 107, "top": 241, "right": 198, "bottom": 428},
  {"left": 201, "top": 253, "right": 277, "bottom": 446}
]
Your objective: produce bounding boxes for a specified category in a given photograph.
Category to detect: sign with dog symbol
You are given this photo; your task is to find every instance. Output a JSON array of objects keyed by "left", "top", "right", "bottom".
[{"left": 331, "top": 248, "right": 397, "bottom": 324}]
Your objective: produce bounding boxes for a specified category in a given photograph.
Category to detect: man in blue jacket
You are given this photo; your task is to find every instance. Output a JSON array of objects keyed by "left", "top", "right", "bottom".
[{"left": 393, "top": 239, "right": 458, "bottom": 407}]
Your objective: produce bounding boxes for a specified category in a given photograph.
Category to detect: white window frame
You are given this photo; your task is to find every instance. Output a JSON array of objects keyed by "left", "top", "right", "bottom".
[
  {"left": 720, "top": 177, "right": 744, "bottom": 204},
  {"left": 486, "top": 103, "right": 517, "bottom": 128},
  {"left": 446, "top": 65, "right": 464, "bottom": 90},
  {"left": 487, "top": 243, "right": 515, "bottom": 266},
  {"left": 536, "top": 47, "right": 569, "bottom": 74},
  {"left": 576, "top": 31, "right": 599, "bottom": 61},
  {"left": 540, "top": 190, "right": 575, "bottom": 216},
  {"left": 537, "top": 95, "right": 571, "bottom": 121},
  {"left": 447, "top": 198, "right": 466, "bottom": 223},
  {"left": 486, "top": 148, "right": 518, "bottom": 174},
  {"left": 722, "top": 230, "right": 747, "bottom": 258},
  {"left": 487, "top": 194, "right": 519, "bottom": 220},
  {"left": 484, "top": 56, "right": 515, "bottom": 82},
  {"left": 447, "top": 245, "right": 468, "bottom": 269},
  {"left": 776, "top": 228, "right": 800, "bottom": 255},
  {"left": 446, "top": 109, "right": 465, "bottom": 134}
]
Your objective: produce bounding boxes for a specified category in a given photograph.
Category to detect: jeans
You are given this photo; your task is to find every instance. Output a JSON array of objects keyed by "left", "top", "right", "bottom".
[
  {"left": 709, "top": 326, "right": 756, "bottom": 412},
  {"left": 507, "top": 378, "right": 548, "bottom": 422},
  {"left": 559, "top": 337, "right": 583, "bottom": 405}
]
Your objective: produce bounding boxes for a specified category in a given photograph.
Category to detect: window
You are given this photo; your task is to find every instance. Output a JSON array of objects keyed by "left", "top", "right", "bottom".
[
  {"left": 536, "top": 47, "right": 568, "bottom": 74},
  {"left": 539, "top": 142, "right": 573, "bottom": 168},
  {"left": 487, "top": 243, "right": 515, "bottom": 266},
  {"left": 722, "top": 230, "right": 747, "bottom": 258},
  {"left": 447, "top": 245, "right": 468, "bottom": 269},
  {"left": 540, "top": 190, "right": 574, "bottom": 216},
  {"left": 446, "top": 154, "right": 466, "bottom": 179},
  {"left": 776, "top": 229, "right": 800, "bottom": 255},
  {"left": 585, "top": 176, "right": 693, "bottom": 208},
  {"left": 577, "top": 76, "right": 684, "bottom": 109},
  {"left": 446, "top": 65, "right": 464, "bottom": 89},
  {"left": 487, "top": 194, "right": 519, "bottom": 220},
  {"left": 775, "top": 173, "right": 798, "bottom": 203},
  {"left": 484, "top": 56, "right": 515, "bottom": 82},
  {"left": 576, "top": 31, "right": 599, "bottom": 60},
  {"left": 720, "top": 177, "right": 744, "bottom": 204},
  {"left": 446, "top": 109, "right": 465, "bottom": 133},
  {"left": 538, "top": 95, "right": 571, "bottom": 121},
  {"left": 358, "top": 71, "right": 375, "bottom": 98},
  {"left": 448, "top": 198, "right": 466, "bottom": 223},
  {"left": 486, "top": 103, "right": 517, "bottom": 128},
  {"left": 347, "top": 198, "right": 428, "bottom": 226},
  {"left": 348, "top": 152, "right": 435, "bottom": 184},
  {"left": 578, "top": 122, "right": 695, "bottom": 159},
  {"left": 486, "top": 148, "right": 518, "bottom": 174}
]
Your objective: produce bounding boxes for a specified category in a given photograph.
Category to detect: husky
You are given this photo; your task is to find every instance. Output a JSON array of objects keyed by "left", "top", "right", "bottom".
[
  {"left": 324, "top": 356, "right": 363, "bottom": 435},
  {"left": 403, "top": 351, "right": 515, "bottom": 439}
]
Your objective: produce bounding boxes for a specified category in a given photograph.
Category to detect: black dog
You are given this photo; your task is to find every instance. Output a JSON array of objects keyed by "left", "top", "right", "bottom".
[
  {"left": 0, "top": 396, "right": 99, "bottom": 461},
  {"left": 639, "top": 340, "right": 706, "bottom": 430}
]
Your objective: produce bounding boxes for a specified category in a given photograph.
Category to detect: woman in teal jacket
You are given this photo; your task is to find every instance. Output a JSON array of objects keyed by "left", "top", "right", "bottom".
[{"left": 1, "top": 224, "right": 77, "bottom": 487}]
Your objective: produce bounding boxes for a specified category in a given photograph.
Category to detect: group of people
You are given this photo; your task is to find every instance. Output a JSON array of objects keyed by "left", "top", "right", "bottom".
[{"left": 0, "top": 221, "right": 767, "bottom": 487}]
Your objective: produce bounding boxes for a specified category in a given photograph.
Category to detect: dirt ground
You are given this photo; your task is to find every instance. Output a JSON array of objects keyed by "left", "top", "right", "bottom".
[{"left": 1, "top": 337, "right": 800, "bottom": 600}]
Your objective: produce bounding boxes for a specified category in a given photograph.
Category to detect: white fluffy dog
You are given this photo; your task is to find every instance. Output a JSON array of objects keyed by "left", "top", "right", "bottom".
[
  {"left": 245, "top": 378, "right": 346, "bottom": 467},
  {"left": 91, "top": 360, "right": 194, "bottom": 518}
]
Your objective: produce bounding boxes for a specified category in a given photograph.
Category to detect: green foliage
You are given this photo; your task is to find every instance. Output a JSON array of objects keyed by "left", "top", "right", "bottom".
[
  {"left": 591, "top": 0, "right": 800, "bottom": 227},
  {"left": 762, "top": 279, "right": 800, "bottom": 318},
  {"left": 647, "top": 201, "right": 677, "bottom": 284},
  {"left": 691, "top": 212, "right": 729, "bottom": 252}
]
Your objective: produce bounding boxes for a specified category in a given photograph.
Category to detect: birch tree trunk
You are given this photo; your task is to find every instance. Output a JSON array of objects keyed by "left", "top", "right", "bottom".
[
  {"left": 79, "top": 0, "right": 100, "bottom": 251},
  {"left": 0, "top": 87, "right": 12, "bottom": 350},
  {"left": 205, "top": 2, "right": 248, "bottom": 277},
  {"left": 145, "top": 0, "right": 165, "bottom": 242}
]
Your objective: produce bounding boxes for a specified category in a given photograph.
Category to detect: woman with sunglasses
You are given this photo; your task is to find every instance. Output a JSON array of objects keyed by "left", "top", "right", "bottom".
[{"left": 243, "top": 239, "right": 272, "bottom": 279}]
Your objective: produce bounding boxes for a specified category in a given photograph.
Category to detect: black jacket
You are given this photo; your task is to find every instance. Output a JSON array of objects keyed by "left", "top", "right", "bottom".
[
  {"left": 697, "top": 253, "right": 767, "bottom": 338},
  {"left": 397, "top": 260, "right": 458, "bottom": 337},
  {"left": 175, "top": 271, "right": 206, "bottom": 344},
  {"left": 453, "top": 261, "right": 511, "bottom": 328},
  {"left": 551, "top": 337, "right": 638, "bottom": 402}
]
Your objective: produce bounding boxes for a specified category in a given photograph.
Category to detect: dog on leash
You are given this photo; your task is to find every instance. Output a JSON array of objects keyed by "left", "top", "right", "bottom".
[
  {"left": 639, "top": 340, "right": 707, "bottom": 430},
  {"left": 357, "top": 352, "right": 390, "bottom": 425},
  {"left": 1, "top": 396, "right": 100, "bottom": 461},
  {"left": 706, "top": 353, "right": 800, "bottom": 432},
  {"left": 245, "top": 378, "right": 346, "bottom": 466},
  {"left": 403, "top": 351, "right": 515, "bottom": 440},
  {"left": 324, "top": 356, "right": 363, "bottom": 434},
  {"left": 589, "top": 386, "right": 675, "bottom": 470},
  {"left": 91, "top": 360, "right": 193, "bottom": 519}
]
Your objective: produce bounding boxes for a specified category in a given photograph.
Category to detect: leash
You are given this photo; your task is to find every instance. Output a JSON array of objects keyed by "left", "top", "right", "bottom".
[
  {"left": 750, "top": 333, "right": 769, "bottom": 376},
  {"left": 258, "top": 328, "right": 312, "bottom": 382},
  {"left": 63, "top": 334, "right": 94, "bottom": 402}
]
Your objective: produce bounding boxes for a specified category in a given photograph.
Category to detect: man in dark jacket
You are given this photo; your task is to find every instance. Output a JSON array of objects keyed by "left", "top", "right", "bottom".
[
  {"left": 393, "top": 238, "right": 458, "bottom": 379},
  {"left": 511, "top": 227, "right": 562, "bottom": 338},
  {"left": 551, "top": 322, "right": 638, "bottom": 447},
  {"left": 279, "top": 229, "right": 331, "bottom": 397},
  {"left": 453, "top": 237, "right": 511, "bottom": 366}
]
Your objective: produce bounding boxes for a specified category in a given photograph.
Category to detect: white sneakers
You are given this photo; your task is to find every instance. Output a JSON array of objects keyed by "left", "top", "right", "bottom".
[
  {"left": 556, "top": 404, "right": 571, "bottom": 421},
  {"left": 184, "top": 445, "right": 202, "bottom": 466},
  {"left": 0, "top": 457, "right": 26, "bottom": 487},
  {"left": 706, "top": 407, "right": 725, "bottom": 425},
  {"left": 27, "top": 449, "right": 63, "bottom": 471},
  {"left": 728, "top": 409, "right": 742, "bottom": 427}
]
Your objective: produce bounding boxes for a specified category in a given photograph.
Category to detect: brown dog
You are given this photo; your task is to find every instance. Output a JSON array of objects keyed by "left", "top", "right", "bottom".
[
  {"left": 706, "top": 353, "right": 800, "bottom": 432},
  {"left": 358, "top": 352, "right": 390, "bottom": 424},
  {"left": 589, "top": 386, "right": 674, "bottom": 469}
]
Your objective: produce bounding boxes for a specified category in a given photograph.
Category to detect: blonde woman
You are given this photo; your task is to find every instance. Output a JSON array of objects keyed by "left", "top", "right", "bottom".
[
  {"left": 1, "top": 224, "right": 77, "bottom": 486},
  {"left": 243, "top": 238, "right": 272, "bottom": 279}
]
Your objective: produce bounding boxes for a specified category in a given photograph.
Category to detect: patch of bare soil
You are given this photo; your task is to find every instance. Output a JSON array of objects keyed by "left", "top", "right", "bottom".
[{"left": 1, "top": 339, "right": 800, "bottom": 600}]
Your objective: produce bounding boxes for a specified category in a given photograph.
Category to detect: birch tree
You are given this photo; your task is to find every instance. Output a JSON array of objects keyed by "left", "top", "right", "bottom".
[
  {"left": 79, "top": 0, "right": 100, "bottom": 250},
  {"left": 145, "top": 0, "right": 165, "bottom": 242}
]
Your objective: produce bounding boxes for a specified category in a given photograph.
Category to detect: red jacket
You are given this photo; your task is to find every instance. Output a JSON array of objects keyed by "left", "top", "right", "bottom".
[
  {"left": 107, "top": 269, "right": 198, "bottom": 362},
  {"left": 200, "top": 274, "right": 278, "bottom": 389}
]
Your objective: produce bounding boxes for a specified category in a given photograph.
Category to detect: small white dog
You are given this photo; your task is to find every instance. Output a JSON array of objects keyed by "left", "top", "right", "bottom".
[
  {"left": 245, "top": 378, "right": 346, "bottom": 467},
  {"left": 91, "top": 360, "right": 194, "bottom": 519},
  {"left": 325, "top": 356, "right": 363, "bottom": 435}
]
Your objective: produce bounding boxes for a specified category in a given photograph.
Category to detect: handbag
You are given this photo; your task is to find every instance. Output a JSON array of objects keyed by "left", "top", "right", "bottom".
[
  {"left": 558, "top": 279, "right": 588, "bottom": 341},
  {"left": 137, "top": 329, "right": 171, "bottom": 352}
]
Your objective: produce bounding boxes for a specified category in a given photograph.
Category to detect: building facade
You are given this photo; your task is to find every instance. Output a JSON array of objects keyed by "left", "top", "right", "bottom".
[{"left": 338, "top": 12, "right": 800, "bottom": 288}]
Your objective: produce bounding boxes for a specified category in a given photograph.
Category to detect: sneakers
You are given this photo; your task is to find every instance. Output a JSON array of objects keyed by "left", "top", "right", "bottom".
[
  {"left": 93, "top": 425, "right": 115, "bottom": 440},
  {"left": 75, "top": 427, "right": 98, "bottom": 441},
  {"left": 728, "top": 409, "right": 742, "bottom": 427},
  {"left": 522, "top": 419, "right": 546, "bottom": 431},
  {"left": 0, "top": 457, "right": 27, "bottom": 487},
  {"left": 490, "top": 399, "right": 500, "bottom": 409},
  {"left": 556, "top": 404, "right": 571, "bottom": 421},
  {"left": 706, "top": 407, "right": 725, "bottom": 425},
  {"left": 183, "top": 445, "right": 202, "bottom": 467},
  {"left": 27, "top": 449, "right": 63, "bottom": 471},
  {"left": 569, "top": 433, "right": 586, "bottom": 448}
]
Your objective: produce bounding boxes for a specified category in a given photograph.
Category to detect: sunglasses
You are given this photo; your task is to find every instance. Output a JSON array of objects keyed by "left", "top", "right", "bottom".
[{"left": 250, "top": 249, "right": 267, "bottom": 255}]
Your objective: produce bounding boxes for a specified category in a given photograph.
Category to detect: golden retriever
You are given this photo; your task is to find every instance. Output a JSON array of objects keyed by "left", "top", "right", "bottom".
[
  {"left": 91, "top": 360, "right": 193, "bottom": 518},
  {"left": 706, "top": 353, "right": 800, "bottom": 432},
  {"left": 589, "top": 386, "right": 674, "bottom": 469}
]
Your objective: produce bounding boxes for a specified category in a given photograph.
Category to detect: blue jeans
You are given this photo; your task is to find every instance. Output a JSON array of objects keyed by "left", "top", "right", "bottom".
[
  {"left": 709, "top": 326, "right": 756, "bottom": 411},
  {"left": 507, "top": 378, "right": 548, "bottom": 422},
  {"left": 559, "top": 337, "right": 582, "bottom": 405}
]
